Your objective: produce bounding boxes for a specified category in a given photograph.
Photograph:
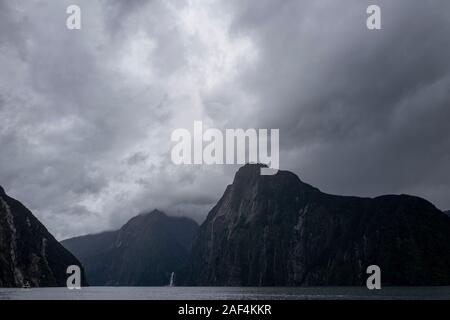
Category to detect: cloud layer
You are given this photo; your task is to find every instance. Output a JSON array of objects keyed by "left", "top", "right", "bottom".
[{"left": 1, "top": 0, "right": 449, "bottom": 239}]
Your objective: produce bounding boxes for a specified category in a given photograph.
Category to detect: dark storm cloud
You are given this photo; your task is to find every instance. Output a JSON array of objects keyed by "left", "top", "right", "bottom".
[
  {"left": 208, "top": 0, "right": 450, "bottom": 208},
  {"left": 1, "top": 0, "right": 449, "bottom": 239},
  {"left": 0, "top": 0, "right": 233, "bottom": 239}
]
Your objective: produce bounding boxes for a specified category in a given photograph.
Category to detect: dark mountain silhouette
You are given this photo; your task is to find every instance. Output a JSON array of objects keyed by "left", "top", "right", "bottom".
[
  {"left": 188, "top": 164, "right": 450, "bottom": 286},
  {"left": 445, "top": 210, "right": 450, "bottom": 217},
  {"left": 62, "top": 210, "right": 198, "bottom": 286},
  {"left": 0, "top": 186, "right": 87, "bottom": 287}
]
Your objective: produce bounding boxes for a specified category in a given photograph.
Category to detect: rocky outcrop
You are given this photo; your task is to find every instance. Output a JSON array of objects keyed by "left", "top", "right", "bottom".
[
  {"left": 189, "top": 164, "right": 450, "bottom": 286},
  {"left": 62, "top": 210, "right": 198, "bottom": 286},
  {"left": 0, "top": 186, "right": 87, "bottom": 287}
]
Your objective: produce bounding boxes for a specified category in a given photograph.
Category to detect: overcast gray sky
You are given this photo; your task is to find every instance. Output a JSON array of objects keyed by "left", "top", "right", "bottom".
[{"left": 1, "top": 0, "right": 449, "bottom": 240}]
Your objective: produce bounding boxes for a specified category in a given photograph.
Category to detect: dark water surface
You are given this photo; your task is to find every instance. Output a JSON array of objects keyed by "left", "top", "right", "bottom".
[{"left": 0, "top": 286, "right": 449, "bottom": 300}]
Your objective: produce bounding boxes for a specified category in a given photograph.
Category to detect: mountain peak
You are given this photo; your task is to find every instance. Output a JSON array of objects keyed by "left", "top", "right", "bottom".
[
  {"left": 141, "top": 209, "right": 167, "bottom": 218},
  {"left": 238, "top": 162, "right": 268, "bottom": 170},
  {"left": 150, "top": 208, "right": 165, "bottom": 215},
  {"left": 233, "top": 163, "right": 268, "bottom": 184},
  {"left": 62, "top": 210, "right": 199, "bottom": 286},
  {"left": 232, "top": 163, "right": 307, "bottom": 192},
  {"left": 0, "top": 185, "right": 5, "bottom": 196},
  {"left": 190, "top": 165, "right": 450, "bottom": 286}
]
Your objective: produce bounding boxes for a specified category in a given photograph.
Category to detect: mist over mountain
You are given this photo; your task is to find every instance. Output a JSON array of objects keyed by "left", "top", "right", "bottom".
[
  {"left": 189, "top": 164, "right": 450, "bottom": 286},
  {"left": 0, "top": 186, "right": 86, "bottom": 287},
  {"left": 62, "top": 210, "right": 199, "bottom": 286}
]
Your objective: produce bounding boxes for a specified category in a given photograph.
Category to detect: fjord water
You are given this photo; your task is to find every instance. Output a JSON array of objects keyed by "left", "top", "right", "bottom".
[{"left": 0, "top": 287, "right": 449, "bottom": 300}]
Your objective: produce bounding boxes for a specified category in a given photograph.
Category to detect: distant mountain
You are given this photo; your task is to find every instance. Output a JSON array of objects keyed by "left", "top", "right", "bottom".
[
  {"left": 0, "top": 186, "right": 87, "bottom": 287},
  {"left": 62, "top": 210, "right": 199, "bottom": 286},
  {"left": 189, "top": 164, "right": 450, "bottom": 286}
]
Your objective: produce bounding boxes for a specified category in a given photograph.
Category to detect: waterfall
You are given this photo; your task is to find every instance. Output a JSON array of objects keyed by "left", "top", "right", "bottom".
[{"left": 169, "top": 272, "right": 175, "bottom": 287}]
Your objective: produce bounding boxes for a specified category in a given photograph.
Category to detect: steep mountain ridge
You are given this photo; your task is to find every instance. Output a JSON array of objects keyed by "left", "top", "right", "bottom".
[
  {"left": 189, "top": 164, "right": 450, "bottom": 286},
  {"left": 0, "top": 186, "right": 87, "bottom": 287}
]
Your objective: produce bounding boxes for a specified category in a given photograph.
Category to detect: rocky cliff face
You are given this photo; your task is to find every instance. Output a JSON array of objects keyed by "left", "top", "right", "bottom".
[
  {"left": 62, "top": 210, "right": 198, "bottom": 286},
  {"left": 0, "top": 186, "right": 87, "bottom": 287},
  {"left": 189, "top": 164, "right": 450, "bottom": 286}
]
